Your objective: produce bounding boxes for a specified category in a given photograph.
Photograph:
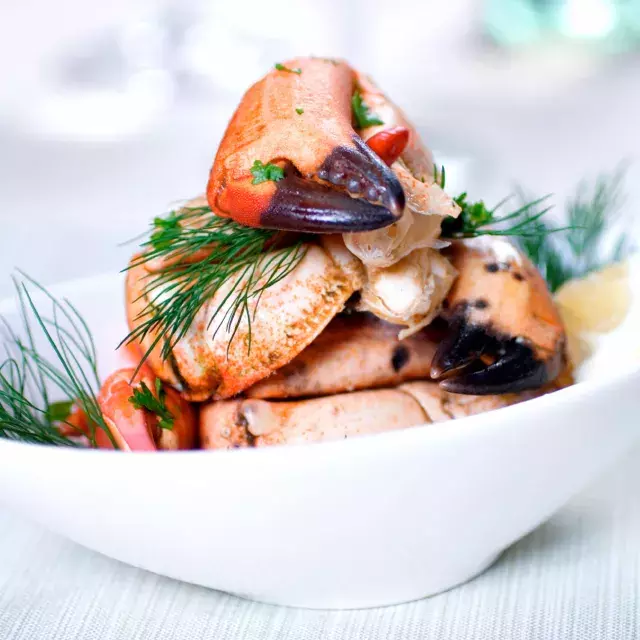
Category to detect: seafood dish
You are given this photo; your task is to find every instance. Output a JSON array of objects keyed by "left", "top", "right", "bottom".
[{"left": 1, "top": 57, "right": 633, "bottom": 452}]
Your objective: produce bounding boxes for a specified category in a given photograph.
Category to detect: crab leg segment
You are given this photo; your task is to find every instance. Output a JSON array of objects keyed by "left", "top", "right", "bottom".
[{"left": 199, "top": 381, "right": 524, "bottom": 449}]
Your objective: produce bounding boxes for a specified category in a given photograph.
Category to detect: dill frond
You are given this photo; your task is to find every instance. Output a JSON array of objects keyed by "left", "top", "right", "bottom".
[
  {"left": 0, "top": 275, "right": 115, "bottom": 447},
  {"left": 122, "top": 206, "right": 307, "bottom": 367},
  {"left": 515, "top": 169, "right": 632, "bottom": 292},
  {"left": 440, "top": 168, "right": 631, "bottom": 291},
  {"left": 0, "top": 357, "right": 75, "bottom": 446}
]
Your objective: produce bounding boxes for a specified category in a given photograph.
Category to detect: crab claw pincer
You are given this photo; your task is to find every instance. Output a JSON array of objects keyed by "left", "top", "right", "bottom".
[
  {"left": 207, "top": 57, "right": 405, "bottom": 233},
  {"left": 431, "top": 238, "right": 567, "bottom": 395},
  {"left": 97, "top": 367, "right": 196, "bottom": 451}
]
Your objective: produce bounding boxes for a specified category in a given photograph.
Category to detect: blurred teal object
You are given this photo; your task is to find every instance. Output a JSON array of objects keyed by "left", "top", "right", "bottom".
[{"left": 485, "top": 0, "right": 640, "bottom": 50}]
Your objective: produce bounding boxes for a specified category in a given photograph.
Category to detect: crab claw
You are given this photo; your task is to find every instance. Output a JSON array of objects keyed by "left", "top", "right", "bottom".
[
  {"left": 431, "top": 238, "right": 566, "bottom": 395},
  {"left": 207, "top": 57, "right": 406, "bottom": 233},
  {"left": 97, "top": 367, "right": 196, "bottom": 451}
]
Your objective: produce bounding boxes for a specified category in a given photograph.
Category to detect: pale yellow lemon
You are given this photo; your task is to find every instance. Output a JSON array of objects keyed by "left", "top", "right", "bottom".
[{"left": 555, "top": 262, "right": 631, "bottom": 367}]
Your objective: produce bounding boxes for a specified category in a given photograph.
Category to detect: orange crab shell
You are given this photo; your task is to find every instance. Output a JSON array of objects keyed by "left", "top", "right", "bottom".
[
  {"left": 208, "top": 58, "right": 353, "bottom": 227},
  {"left": 206, "top": 58, "right": 405, "bottom": 232},
  {"left": 97, "top": 367, "right": 197, "bottom": 451}
]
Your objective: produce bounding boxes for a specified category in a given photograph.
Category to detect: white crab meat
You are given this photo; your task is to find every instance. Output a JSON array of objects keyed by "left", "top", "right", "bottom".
[
  {"left": 342, "top": 72, "right": 461, "bottom": 337},
  {"left": 356, "top": 247, "right": 457, "bottom": 339}
]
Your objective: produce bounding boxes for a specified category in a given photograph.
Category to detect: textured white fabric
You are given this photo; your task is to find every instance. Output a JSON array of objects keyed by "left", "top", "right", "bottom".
[{"left": 1, "top": 445, "right": 639, "bottom": 640}]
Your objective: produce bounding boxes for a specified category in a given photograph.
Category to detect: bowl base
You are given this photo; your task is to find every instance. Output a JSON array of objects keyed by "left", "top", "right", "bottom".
[{"left": 226, "top": 552, "right": 503, "bottom": 611}]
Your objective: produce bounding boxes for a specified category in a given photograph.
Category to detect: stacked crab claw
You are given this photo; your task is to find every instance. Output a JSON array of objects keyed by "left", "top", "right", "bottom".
[{"left": 108, "top": 58, "right": 568, "bottom": 451}]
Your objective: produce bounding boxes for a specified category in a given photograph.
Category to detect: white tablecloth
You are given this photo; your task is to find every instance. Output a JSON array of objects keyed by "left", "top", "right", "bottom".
[{"left": 1, "top": 443, "right": 639, "bottom": 640}]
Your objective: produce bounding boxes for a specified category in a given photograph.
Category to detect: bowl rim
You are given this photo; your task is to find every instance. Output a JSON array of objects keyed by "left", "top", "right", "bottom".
[{"left": 1, "top": 270, "right": 639, "bottom": 459}]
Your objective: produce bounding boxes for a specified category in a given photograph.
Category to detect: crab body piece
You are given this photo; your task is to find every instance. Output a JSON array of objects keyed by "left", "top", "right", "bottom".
[
  {"left": 246, "top": 312, "right": 438, "bottom": 399},
  {"left": 127, "top": 236, "right": 365, "bottom": 401},
  {"left": 128, "top": 58, "right": 567, "bottom": 400}
]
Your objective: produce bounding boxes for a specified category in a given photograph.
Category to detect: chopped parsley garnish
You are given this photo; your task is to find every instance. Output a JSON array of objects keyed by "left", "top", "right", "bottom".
[
  {"left": 250, "top": 160, "right": 285, "bottom": 185},
  {"left": 45, "top": 400, "right": 74, "bottom": 424},
  {"left": 274, "top": 63, "right": 301, "bottom": 74},
  {"left": 451, "top": 193, "right": 495, "bottom": 228},
  {"left": 295, "top": 107, "right": 304, "bottom": 115},
  {"left": 150, "top": 212, "right": 182, "bottom": 251},
  {"left": 130, "top": 379, "right": 174, "bottom": 431},
  {"left": 441, "top": 192, "right": 554, "bottom": 241},
  {"left": 352, "top": 91, "right": 384, "bottom": 129}
]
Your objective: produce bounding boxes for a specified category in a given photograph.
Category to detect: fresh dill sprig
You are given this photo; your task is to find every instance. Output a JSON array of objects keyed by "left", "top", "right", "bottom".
[
  {"left": 123, "top": 206, "right": 307, "bottom": 365},
  {"left": 130, "top": 379, "right": 174, "bottom": 431},
  {"left": 515, "top": 169, "right": 631, "bottom": 292},
  {"left": 0, "top": 275, "right": 115, "bottom": 447},
  {"left": 0, "top": 358, "right": 76, "bottom": 446},
  {"left": 564, "top": 169, "right": 628, "bottom": 275},
  {"left": 517, "top": 216, "right": 573, "bottom": 293},
  {"left": 440, "top": 169, "right": 630, "bottom": 291},
  {"left": 441, "top": 192, "right": 558, "bottom": 240}
]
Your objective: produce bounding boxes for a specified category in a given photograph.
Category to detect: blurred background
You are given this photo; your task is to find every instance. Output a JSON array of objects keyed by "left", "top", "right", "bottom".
[{"left": 1, "top": 0, "right": 639, "bottom": 294}]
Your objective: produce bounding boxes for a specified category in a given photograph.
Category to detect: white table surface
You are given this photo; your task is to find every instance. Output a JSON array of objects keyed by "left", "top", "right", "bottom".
[{"left": 1, "top": 58, "right": 640, "bottom": 639}]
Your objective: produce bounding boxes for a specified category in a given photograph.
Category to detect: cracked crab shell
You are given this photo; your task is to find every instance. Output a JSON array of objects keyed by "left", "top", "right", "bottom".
[{"left": 126, "top": 236, "right": 365, "bottom": 401}]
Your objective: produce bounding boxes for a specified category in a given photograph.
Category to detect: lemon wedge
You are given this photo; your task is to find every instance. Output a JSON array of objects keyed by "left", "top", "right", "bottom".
[{"left": 555, "top": 262, "right": 631, "bottom": 368}]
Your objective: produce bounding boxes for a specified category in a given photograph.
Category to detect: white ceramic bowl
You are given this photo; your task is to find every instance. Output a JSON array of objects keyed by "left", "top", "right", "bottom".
[{"left": 0, "top": 273, "right": 639, "bottom": 610}]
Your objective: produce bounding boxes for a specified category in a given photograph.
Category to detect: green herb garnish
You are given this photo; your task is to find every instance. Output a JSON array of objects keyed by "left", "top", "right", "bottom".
[
  {"left": 123, "top": 206, "right": 307, "bottom": 367},
  {"left": 295, "top": 107, "right": 304, "bottom": 115},
  {"left": 250, "top": 160, "right": 285, "bottom": 185},
  {"left": 130, "top": 379, "right": 174, "bottom": 430},
  {"left": 45, "top": 400, "right": 74, "bottom": 423},
  {"left": 274, "top": 63, "right": 301, "bottom": 74},
  {"left": 150, "top": 213, "right": 182, "bottom": 252},
  {"left": 441, "top": 193, "right": 557, "bottom": 241},
  {"left": 440, "top": 168, "right": 631, "bottom": 292},
  {"left": 434, "top": 165, "right": 446, "bottom": 189},
  {"left": 0, "top": 362, "right": 76, "bottom": 446},
  {"left": 0, "top": 275, "right": 115, "bottom": 447},
  {"left": 515, "top": 169, "right": 631, "bottom": 292},
  {"left": 351, "top": 91, "right": 384, "bottom": 129}
]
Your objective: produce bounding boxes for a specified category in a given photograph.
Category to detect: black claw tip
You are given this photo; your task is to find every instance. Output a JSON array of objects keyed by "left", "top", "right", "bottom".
[
  {"left": 432, "top": 319, "right": 562, "bottom": 395},
  {"left": 438, "top": 344, "right": 547, "bottom": 395},
  {"left": 430, "top": 320, "right": 487, "bottom": 380},
  {"left": 261, "top": 135, "right": 406, "bottom": 233},
  {"left": 261, "top": 173, "right": 398, "bottom": 233},
  {"left": 318, "top": 135, "right": 405, "bottom": 217}
]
